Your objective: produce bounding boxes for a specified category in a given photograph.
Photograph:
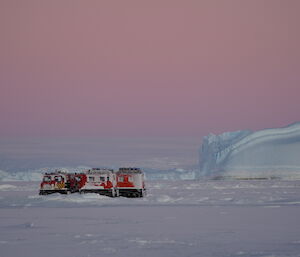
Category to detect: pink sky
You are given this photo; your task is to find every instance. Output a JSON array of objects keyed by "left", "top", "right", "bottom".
[{"left": 1, "top": 0, "right": 299, "bottom": 137}]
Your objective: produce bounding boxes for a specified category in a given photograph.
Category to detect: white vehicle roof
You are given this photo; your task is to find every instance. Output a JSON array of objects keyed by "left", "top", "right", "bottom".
[{"left": 85, "top": 168, "right": 114, "bottom": 174}]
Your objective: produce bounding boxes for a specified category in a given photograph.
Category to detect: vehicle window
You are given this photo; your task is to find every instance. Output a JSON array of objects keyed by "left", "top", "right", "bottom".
[
  {"left": 88, "top": 176, "right": 95, "bottom": 182},
  {"left": 43, "top": 176, "right": 51, "bottom": 182},
  {"left": 128, "top": 176, "right": 133, "bottom": 182},
  {"left": 54, "top": 176, "right": 62, "bottom": 182},
  {"left": 100, "top": 176, "right": 105, "bottom": 182},
  {"left": 118, "top": 176, "right": 124, "bottom": 182}
]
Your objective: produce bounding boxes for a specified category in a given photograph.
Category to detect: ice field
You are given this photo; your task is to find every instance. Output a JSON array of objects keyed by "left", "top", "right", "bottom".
[{"left": 1, "top": 179, "right": 300, "bottom": 257}]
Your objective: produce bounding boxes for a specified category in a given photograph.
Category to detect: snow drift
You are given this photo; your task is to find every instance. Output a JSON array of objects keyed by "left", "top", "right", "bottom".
[{"left": 199, "top": 122, "right": 300, "bottom": 179}]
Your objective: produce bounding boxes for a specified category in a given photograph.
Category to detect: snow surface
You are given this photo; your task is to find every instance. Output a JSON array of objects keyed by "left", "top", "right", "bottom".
[
  {"left": 1, "top": 180, "right": 300, "bottom": 257},
  {"left": 200, "top": 122, "right": 300, "bottom": 178}
]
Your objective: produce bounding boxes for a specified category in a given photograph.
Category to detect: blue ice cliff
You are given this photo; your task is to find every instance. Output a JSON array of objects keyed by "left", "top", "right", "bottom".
[{"left": 199, "top": 122, "right": 300, "bottom": 179}]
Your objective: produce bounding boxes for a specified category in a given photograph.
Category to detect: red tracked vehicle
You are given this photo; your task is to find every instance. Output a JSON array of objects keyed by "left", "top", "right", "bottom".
[{"left": 39, "top": 168, "right": 146, "bottom": 197}]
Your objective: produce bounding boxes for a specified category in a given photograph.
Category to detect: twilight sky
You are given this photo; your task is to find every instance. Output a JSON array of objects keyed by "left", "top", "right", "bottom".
[{"left": 1, "top": 0, "right": 300, "bottom": 138}]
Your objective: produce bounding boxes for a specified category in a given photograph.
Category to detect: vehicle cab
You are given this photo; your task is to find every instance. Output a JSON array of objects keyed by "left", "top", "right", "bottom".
[{"left": 39, "top": 171, "right": 69, "bottom": 195}]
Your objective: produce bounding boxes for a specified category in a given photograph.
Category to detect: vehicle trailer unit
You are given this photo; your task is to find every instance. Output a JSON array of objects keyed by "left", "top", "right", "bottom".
[
  {"left": 79, "top": 168, "right": 118, "bottom": 197},
  {"left": 116, "top": 168, "right": 146, "bottom": 197}
]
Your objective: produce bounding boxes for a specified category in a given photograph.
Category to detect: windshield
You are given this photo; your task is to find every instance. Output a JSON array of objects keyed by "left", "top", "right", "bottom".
[
  {"left": 54, "top": 176, "right": 63, "bottom": 182},
  {"left": 43, "top": 176, "right": 51, "bottom": 182}
]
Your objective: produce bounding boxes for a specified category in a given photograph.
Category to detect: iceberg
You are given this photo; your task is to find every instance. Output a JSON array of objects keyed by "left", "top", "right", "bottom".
[{"left": 199, "top": 122, "right": 300, "bottom": 179}]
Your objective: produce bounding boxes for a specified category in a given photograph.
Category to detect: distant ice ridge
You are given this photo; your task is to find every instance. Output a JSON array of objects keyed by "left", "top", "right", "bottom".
[
  {"left": 144, "top": 168, "right": 197, "bottom": 180},
  {"left": 0, "top": 168, "right": 197, "bottom": 182},
  {"left": 0, "top": 170, "right": 43, "bottom": 182},
  {"left": 0, "top": 167, "right": 89, "bottom": 182},
  {"left": 199, "top": 122, "right": 300, "bottom": 179}
]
